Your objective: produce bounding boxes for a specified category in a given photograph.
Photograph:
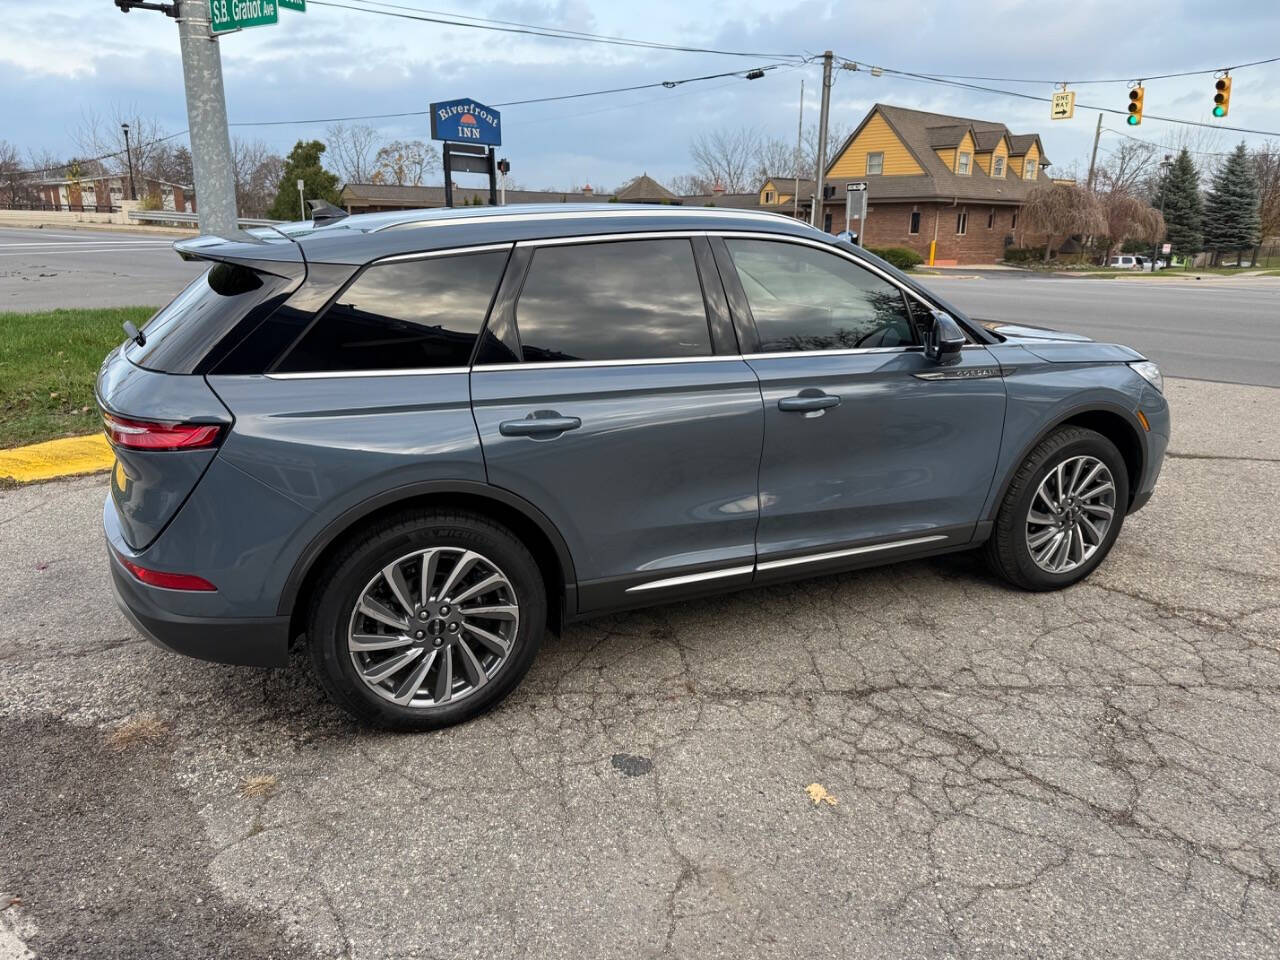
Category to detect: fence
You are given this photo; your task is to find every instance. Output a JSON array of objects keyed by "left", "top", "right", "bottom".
[{"left": 2, "top": 201, "right": 121, "bottom": 214}]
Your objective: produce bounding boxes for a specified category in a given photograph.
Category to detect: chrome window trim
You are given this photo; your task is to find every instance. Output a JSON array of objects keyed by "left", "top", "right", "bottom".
[
  {"left": 265, "top": 366, "right": 471, "bottom": 380},
  {"left": 473, "top": 355, "right": 744, "bottom": 373},
  {"left": 743, "top": 343, "right": 987, "bottom": 362},
  {"left": 369, "top": 207, "right": 805, "bottom": 234},
  {"left": 756, "top": 534, "right": 950, "bottom": 572},
  {"left": 625, "top": 564, "right": 755, "bottom": 594},
  {"left": 516, "top": 231, "right": 706, "bottom": 248},
  {"left": 372, "top": 242, "right": 514, "bottom": 265}
]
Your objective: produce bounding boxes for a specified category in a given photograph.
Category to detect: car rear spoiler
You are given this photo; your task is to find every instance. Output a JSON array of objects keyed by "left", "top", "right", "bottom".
[{"left": 172, "top": 232, "right": 306, "bottom": 281}]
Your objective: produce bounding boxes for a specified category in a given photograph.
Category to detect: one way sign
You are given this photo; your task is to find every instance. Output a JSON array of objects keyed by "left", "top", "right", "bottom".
[{"left": 1051, "top": 90, "right": 1076, "bottom": 120}]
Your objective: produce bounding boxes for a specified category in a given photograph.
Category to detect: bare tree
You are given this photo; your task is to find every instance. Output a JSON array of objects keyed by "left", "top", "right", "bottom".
[
  {"left": 372, "top": 139, "right": 440, "bottom": 186},
  {"left": 802, "top": 120, "right": 851, "bottom": 180},
  {"left": 1097, "top": 139, "right": 1157, "bottom": 196},
  {"left": 1020, "top": 182, "right": 1106, "bottom": 261},
  {"left": 231, "top": 138, "right": 283, "bottom": 218},
  {"left": 325, "top": 123, "right": 381, "bottom": 185},
  {"left": 668, "top": 173, "right": 712, "bottom": 196},
  {"left": 753, "top": 135, "right": 796, "bottom": 182},
  {"left": 0, "top": 140, "right": 28, "bottom": 205},
  {"left": 1250, "top": 141, "right": 1280, "bottom": 259},
  {"left": 689, "top": 127, "right": 761, "bottom": 193},
  {"left": 1100, "top": 191, "right": 1164, "bottom": 260},
  {"left": 74, "top": 107, "right": 171, "bottom": 183}
]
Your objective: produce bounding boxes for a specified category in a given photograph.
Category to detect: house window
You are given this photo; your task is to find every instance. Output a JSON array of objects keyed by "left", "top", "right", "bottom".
[
  {"left": 909, "top": 210, "right": 921, "bottom": 234},
  {"left": 993, "top": 156, "right": 1005, "bottom": 178},
  {"left": 987, "top": 207, "right": 995, "bottom": 229},
  {"left": 957, "top": 152, "right": 972, "bottom": 175},
  {"left": 956, "top": 208, "right": 968, "bottom": 235},
  {"left": 1026, "top": 161, "right": 1038, "bottom": 180},
  {"left": 867, "top": 152, "right": 884, "bottom": 175},
  {"left": 764, "top": 191, "right": 775, "bottom": 204},
  {"left": 823, "top": 212, "right": 833, "bottom": 233},
  {"left": 1011, "top": 210, "right": 1018, "bottom": 229}
]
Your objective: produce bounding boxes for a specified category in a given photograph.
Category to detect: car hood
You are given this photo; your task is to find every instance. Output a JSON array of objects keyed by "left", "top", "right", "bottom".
[{"left": 977, "top": 319, "right": 1145, "bottom": 363}]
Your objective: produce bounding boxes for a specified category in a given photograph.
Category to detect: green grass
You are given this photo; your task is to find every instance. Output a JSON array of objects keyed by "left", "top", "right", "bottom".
[{"left": 0, "top": 307, "right": 155, "bottom": 448}]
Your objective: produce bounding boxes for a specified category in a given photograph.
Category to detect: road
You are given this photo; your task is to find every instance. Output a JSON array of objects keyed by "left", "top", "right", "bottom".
[
  {"left": 929, "top": 272, "right": 1280, "bottom": 388},
  {"left": 2, "top": 376, "right": 1279, "bottom": 959},
  {"left": 2, "top": 226, "right": 1278, "bottom": 387}
]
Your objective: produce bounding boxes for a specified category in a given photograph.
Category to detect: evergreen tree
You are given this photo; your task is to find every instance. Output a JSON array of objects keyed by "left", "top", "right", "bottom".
[
  {"left": 267, "top": 140, "right": 341, "bottom": 221},
  {"left": 1202, "top": 142, "right": 1262, "bottom": 264},
  {"left": 1156, "top": 148, "right": 1203, "bottom": 258}
]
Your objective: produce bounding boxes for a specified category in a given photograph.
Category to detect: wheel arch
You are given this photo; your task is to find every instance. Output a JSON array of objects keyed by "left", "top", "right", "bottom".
[
  {"left": 281, "top": 481, "right": 577, "bottom": 640},
  {"left": 986, "top": 402, "right": 1146, "bottom": 520}
]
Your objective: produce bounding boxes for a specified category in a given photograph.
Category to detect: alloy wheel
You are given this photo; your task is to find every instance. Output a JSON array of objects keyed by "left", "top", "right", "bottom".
[
  {"left": 1024, "top": 455, "right": 1117, "bottom": 574},
  {"left": 346, "top": 547, "right": 520, "bottom": 708}
]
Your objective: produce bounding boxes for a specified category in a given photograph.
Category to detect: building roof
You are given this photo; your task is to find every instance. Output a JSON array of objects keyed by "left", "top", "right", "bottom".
[
  {"left": 760, "top": 175, "right": 816, "bottom": 197},
  {"left": 613, "top": 174, "right": 677, "bottom": 202},
  {"left": 340, "top": 182, "right": 603, "bottom": 208},
  {"left": 680, "top": 192, "right": 769, "bottom": 209},
  {"left": 823, "top": 103, "right": 1053, "bottom": 206}
]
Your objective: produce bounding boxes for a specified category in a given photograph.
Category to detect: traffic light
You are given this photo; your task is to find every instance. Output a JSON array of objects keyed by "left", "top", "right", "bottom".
[
  {"left": 1127, "top": 86, "right": 1145, "bottom": 126},
  {"left": 1213, "top": 76, "right": 1231, "bottom": 118}
]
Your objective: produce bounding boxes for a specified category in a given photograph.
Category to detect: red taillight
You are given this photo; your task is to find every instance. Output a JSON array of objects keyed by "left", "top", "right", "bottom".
[
  {"left": 114, "top": 550, "right": 217, "bottom": 591},
  {"left": 102, "top": 412, "right": 222, "bottom": 451}
]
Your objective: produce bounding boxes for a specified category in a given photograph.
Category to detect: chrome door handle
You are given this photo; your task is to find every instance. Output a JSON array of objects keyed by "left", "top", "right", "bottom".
[
  {"left": 499, "top": 412, "right": 582, "bottom": 437},
  {"left": 778, "top": 393, "right": 839, "bottom": 412}
]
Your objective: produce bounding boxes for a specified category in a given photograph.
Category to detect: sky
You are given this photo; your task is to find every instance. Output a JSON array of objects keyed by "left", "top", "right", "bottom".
[{"left": 2, "top": 0, "right": 1277, "bottom": 191}]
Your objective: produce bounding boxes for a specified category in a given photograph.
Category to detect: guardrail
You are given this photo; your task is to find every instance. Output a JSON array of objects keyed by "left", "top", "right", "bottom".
[
  {"left": 2, "top": 202, "right": 120, "bottom": 214},
  {"left": 128, "top": 210, "right": 284, "bottom": 228}
]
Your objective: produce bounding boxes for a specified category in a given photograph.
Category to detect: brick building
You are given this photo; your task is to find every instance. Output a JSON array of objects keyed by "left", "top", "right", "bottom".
[
  {"left": 31, "top": 174, "right": 194, "bottom": 213},
  {"left": 806, "top": 104, "right": 1052, "bottom": 264}
]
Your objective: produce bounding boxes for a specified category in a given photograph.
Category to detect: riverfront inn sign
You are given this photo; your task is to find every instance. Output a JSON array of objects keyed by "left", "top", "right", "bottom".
[{"left": 429, "top": 99, "right": 503, "bottom": 147}]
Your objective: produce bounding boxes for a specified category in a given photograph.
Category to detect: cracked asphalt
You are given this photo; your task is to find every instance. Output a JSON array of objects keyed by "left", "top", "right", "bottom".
[{"left": 1, "top": 376, "right": 1278, "bottom": 959}]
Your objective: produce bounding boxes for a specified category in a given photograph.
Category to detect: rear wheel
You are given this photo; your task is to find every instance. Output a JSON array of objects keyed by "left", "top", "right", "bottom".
[
  {"left": 985, "top": 426, "right": 1129, "bottom": 591},
  {"left": 307, "top": 510, "right": 546, "bottom": 729}
]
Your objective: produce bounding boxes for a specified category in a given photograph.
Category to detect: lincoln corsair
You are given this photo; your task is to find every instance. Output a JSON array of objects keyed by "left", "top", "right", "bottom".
[{"left": 98, "top": 204, "right": 1169, "bottom": 728}]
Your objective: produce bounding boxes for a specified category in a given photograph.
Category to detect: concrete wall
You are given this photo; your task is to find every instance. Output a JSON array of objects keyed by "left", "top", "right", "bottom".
[{"left": 0, "top": 201, "right": 146, "bottom": 228}]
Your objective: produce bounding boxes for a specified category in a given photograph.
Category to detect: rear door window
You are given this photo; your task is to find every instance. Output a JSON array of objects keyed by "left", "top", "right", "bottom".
[
  {"left": 274, "top": 250, "right": 507, "bottom": 373},
  {"left": 513, "top": 239, "right": 712, "bottom": 362}
]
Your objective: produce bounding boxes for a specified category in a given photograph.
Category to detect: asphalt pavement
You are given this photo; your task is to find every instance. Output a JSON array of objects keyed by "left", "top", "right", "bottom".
[{"left": 2, "top": 376, "right": 1278, "bottom": 959}]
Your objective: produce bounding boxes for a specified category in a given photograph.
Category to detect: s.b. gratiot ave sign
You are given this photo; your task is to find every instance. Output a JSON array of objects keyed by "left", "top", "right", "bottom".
[
  {"left": 430, "top": 99, "right": 502, "bottom": 147},
  {"left": 210, "top": 0, "right": 304, "bottom": 34}
]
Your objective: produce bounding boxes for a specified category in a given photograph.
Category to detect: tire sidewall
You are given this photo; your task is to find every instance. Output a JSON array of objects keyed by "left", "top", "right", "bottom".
[
  {"left": 1005, "top": 432, "right": 1129, "bottom": 589},
  {"left": 311, "top": 515, "right": 546, "bottom": 729}
]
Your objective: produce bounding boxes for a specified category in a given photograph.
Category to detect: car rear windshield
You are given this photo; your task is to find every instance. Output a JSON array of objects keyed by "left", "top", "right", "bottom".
[{"left": 125, "top": 262, "right": 294, "bottom": 374}]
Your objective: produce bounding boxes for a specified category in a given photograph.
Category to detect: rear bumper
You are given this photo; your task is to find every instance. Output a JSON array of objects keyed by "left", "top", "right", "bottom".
[{"left": 106, "top": 522, "right": 290, "bottom": 668}]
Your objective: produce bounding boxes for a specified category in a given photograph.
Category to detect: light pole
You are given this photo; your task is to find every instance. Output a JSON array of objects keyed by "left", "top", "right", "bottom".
[
  {"left": 1152, "top": 154, "right": 1172, "bottom": 271},
  {"left": 121, "top": 123, "right": 137, "bottom": 202}
]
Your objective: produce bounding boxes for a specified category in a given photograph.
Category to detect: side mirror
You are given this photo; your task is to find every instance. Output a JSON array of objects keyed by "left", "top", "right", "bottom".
[{"left": 924, "top": 311, "right": 965, "bottom": 365}]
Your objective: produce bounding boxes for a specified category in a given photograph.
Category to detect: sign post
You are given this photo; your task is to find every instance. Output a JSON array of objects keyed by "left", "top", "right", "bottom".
[
  {"left": 209, "top": 0, "right": 280, "bottom": 33},
  {"left": 845, "top": 181, "right": 868, "bottom": 244},
  {"left": 430, "top": 98, "right": 503, "bottom": 208}
]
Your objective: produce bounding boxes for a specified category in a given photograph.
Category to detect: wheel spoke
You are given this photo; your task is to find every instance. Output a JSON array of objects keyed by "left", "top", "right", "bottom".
[
  {"left": 1082, "top": 502, "right": 1114, "bottom": 518},
  {"left": 359, "top": 597, "right": 409, "bottom": 631},
  {"left": 435, "top": 551, "right": 479, "bottom": 603},
  {"left": 1073, "top": 461, "right": 1105, "bottom": 496},
  {"left": 1027, "top": 509, "right": 1056, "bottom": 526},
  {"left": 360, "top": 647, "right": 422, "bottom": 684},
  {"left": 448, "top": 572, "right": 505, "bottom": 605},
  {"left": 392, "top": 649, "right": 437, "bottom": 705},
  {"left": 454, "top": 639, "right": 489, "bottom": 690},
  {"left": 351, "top": 632, "right": 415, "bottom": 652},
  {"left": 1027, "top": 526, "right": 1060, "bottom": 549},
  {"left": 382, "top": 562, "right": 416, "bottom": 617},
  {"left": 433, "top": 645, "right": 454, "bottom": 703},
  {"left": 1051, "top": 529, "right": 1072, "bottom": 570},
  {"left": 1070, "top": 524, "right": 1086, "bottom": 563},
  {"left": 460, "top": 604, "right": 519, "bottom": 621},
  {"left": 1054, "top": 461, "right": 1067, "bottom": 503},
  {"left": 1078, "top": 480, "right": 1114, "bottom": 501},
  {"left": 463, "top": 621, "right": 511, "bottom": 657},
  {"left": 419, "top": 549, "right": 440, "bottom": 606},
  {"left": 1078, "top": 514, "right": 1105, "bottom": 544}
]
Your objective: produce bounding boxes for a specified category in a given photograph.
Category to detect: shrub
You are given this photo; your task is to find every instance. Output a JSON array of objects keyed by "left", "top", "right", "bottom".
[
  {"left": 865, "top": 245, "right": 924, "bottom": 271},
  {"left": 1001, "top": 246, "right": 1048, "bottom": 263}
]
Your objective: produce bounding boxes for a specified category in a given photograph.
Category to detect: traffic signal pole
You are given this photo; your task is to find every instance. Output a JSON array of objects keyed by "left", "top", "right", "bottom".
[
  {"left": 811, "top": 51, "right": 834, "bottom": 229},
  {"left": 176, "top": 0, "right": 238, "bottom": 235}
]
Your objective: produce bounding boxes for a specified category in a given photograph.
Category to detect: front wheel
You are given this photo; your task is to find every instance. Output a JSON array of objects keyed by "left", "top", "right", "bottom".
[
  {"left": 985, "top": 426, "right": 1129, "bottom": 591},
  {"left": 307, "top": 510, "right": 546, "bottom": 730}
]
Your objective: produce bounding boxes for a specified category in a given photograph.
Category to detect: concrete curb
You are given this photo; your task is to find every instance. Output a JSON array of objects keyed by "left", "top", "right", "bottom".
[{"left": 0, "top": 434, "right": 113, "bottom": 484}]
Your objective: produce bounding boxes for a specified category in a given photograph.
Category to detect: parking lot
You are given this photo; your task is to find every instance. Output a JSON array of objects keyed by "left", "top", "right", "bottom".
[{"left": 2, "top": 369, "right": 1278, "bottom": 958}]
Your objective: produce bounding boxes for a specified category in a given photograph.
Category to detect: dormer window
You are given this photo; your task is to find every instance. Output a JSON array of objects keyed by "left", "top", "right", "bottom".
[
  {"left": 957, "top": 152, "right": 972, "bottom": 175},
  {"left": 867, "top": 152, "right": 884, "bottom": 175},
  {"left": 993, "top": 156, "right": 1005, "bottom": 178},
  {"left": 1026, "top": 161, "right": 1038, "bottom": 180}
]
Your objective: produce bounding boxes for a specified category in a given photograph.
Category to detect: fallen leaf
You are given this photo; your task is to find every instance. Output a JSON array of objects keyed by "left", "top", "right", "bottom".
[
  {"left": 4, "top": 896, "right": 21, "bottom": 909},
  {"left": 805, "top": 783, "right": 838, "bottom": 807}
]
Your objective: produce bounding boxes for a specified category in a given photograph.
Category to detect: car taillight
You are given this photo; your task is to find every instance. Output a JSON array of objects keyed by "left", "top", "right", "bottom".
[
  {"left": 102, "top": 412, "right": 222, "bottom": 451},
  {"left": 113, "top": 549, "right": 217, "bottom": 591}
]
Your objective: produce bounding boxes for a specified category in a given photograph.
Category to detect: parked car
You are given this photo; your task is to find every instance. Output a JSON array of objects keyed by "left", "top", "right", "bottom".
[
  {"left": 98, "top": 204, "right": 1170, "bottom": 729},
  {"left": 1107, "top": 254, "right": 1170, "bottom": 271}
]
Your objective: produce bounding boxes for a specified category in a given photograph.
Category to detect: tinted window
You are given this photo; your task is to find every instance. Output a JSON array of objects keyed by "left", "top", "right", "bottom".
[
  {"left": 275, "top": 251, "right": 505, "bottom": 372},
  {"left": 725, "top": 239, "right": 917, "bottom": 352},
  {"left": 515, "top": 239, "right": 711, "bottom": 362}
]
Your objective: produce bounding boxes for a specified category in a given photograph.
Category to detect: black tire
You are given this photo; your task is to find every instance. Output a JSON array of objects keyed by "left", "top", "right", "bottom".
[
  {"left": 307, "top": 509, "right": 546, "bottom": 730},
  {"left": 984, "top": 426, "right": 1129, "bottom": 591}
]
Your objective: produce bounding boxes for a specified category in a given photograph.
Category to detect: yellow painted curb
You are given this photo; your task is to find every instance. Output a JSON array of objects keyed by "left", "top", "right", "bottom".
[{"left": 0, "top": 433, "right": 114, "bottom": 484}]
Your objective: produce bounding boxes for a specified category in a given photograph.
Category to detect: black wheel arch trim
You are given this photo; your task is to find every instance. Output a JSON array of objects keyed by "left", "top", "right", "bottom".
[
  {"left": 985, "top": 400, "right": 1147, "bottom": 521},
  {"left": 276, "top": 479, "right": 578, "bottom": 619}
]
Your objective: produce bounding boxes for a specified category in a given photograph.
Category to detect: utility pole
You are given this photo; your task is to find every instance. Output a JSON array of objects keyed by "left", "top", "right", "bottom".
[
  {"left": 121, "top": 123, "right": 138, "bottom": 201},
  {"left": 1085, "top": 112, "right": 1103, "bottom": 192},
  {"left": 114, "top": 0, "right": 238, "bottom": 235},
  {"left": 811, "top": 51, "right": 834, "bottom": 230},
  {"left": 793, "top": 78, "right": 804, "bottom": 219}
]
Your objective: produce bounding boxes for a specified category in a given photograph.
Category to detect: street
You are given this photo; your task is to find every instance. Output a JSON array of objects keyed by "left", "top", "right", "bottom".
[{"left": 2, "top": 376, "right": 1279, "bottom": 958}]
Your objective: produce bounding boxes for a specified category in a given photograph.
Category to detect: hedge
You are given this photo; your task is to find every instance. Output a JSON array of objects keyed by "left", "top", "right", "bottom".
[{"left": 865, "top": 246, "right": 924, "bottom": 271}]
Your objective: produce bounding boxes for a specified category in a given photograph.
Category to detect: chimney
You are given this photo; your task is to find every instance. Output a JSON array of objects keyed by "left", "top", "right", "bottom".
[
  {"left": 712, "top": 182, "right": 726, "bottom": 196},
  {"left": 582, "top": 183, "right": 593, "bottom": 196}
]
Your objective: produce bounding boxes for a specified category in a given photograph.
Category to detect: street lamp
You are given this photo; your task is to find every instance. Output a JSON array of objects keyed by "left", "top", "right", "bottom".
[
  {"left": 1151, "top": 154, "right": 1173, "bottom": 271},
  {"left": 121, "top": 123, "right": 137, "bottom": 202}
]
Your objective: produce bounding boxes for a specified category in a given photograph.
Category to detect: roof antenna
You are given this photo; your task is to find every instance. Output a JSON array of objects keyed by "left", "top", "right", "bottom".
[{"left": 308, "top": 199, "right": 349, "bottom": 227}]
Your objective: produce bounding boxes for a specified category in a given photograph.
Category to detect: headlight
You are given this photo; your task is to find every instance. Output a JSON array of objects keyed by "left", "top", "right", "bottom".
[{"left": 1128, "top": 360, "right": 1163, "bottom": 393}]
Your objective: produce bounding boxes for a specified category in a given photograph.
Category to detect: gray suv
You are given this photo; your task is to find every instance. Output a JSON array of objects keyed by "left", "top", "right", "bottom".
[{"left": 98, "top": 205, "right": 1169, "bottom": 728}]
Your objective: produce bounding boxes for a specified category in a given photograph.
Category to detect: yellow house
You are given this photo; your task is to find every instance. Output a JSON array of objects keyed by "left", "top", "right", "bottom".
[
  {"left": 811, "top": 103, "right": 1051, "bottom": 264},
  {"left": 758, "top": 176, "right": 815, "bottom": 207}
]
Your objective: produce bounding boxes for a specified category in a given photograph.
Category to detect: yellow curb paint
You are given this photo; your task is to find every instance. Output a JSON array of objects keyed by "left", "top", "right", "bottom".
[{"left": 0, "top": 433, "right": 114, "bottom": 483}]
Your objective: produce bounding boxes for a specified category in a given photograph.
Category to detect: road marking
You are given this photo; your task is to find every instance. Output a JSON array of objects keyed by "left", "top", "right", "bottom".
[
  {"left": 0, "top": 240, "right": 173, "bottom": 248},
  {"left": 0, "top": 434, "right": 113, "bottom": 483},
  {"left": 0, "top": 246, "right": 182, "bottom": 258}
]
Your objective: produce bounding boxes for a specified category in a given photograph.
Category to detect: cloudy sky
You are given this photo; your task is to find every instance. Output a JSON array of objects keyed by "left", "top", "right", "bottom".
[{"left": 3, "top": 0, "right": 1277, "bottom": 190}]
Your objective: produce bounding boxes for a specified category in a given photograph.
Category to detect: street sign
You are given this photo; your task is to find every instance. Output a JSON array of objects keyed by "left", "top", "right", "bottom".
[
  {"left": 430, "top": 98, "right": 502, "bottom": 146},
  {"left": 845, "top": 181, "right": 868, "bottom": 242},
  {"left": 279, "top": 0, "right": 305, "bottom": 9},
  {"left": 210, "top": 0, "right": 279, "bottom": 33},
  {"left": 1051, "top": 90, "right": 1076, "bottom": 120},
  {"left": 1161, "top": 242, "right": 1172, "bottom": 254}
]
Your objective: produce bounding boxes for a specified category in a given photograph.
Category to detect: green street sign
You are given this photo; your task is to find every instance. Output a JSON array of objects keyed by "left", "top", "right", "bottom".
[
  {"left": 209, "top": 0, "right": 279, "bottom": 34},
  {"left": 279, "top": 0, "right": 305, "bottom": 10}
]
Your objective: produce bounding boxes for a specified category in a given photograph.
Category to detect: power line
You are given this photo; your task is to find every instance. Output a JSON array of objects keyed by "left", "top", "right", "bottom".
[
  {"left": 857, "top": 54, "right": 1280, "bottom": 86},
  {"left": 308, "top": 0, "right": 805, "bottom": 60}
]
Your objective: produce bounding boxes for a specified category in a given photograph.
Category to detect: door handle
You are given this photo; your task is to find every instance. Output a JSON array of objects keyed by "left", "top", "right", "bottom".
[
  {"left": 499, "top": 412, "right": 582, "bottom": 437},
  {"left": 778, "top": 393, "right": 840, "bottom": 412}
]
